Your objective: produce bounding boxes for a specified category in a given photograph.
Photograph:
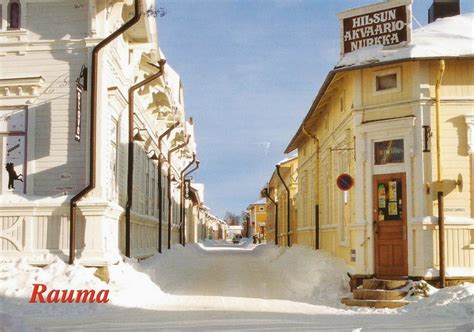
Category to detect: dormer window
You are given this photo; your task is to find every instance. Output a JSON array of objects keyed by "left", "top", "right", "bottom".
[
  {"left": 8, "top": 0, "right": 21, "bottom": 30},
  {"left": 373, "top": 67, "right": 401, "bottom": 95}
]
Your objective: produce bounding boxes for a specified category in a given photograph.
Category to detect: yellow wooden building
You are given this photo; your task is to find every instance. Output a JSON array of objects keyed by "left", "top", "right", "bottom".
[
  {"left": 247, "top": 199, "right": 268, "bottom": 241},
  {"left": 284, "top": 1, "right": 473, "bottom": 282},
  {"left": 262, "top": 156, "right": 298, "bottom": 246}
]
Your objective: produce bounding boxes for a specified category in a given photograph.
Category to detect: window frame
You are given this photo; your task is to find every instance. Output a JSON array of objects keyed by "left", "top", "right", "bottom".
[
  {"left": 373, "top": 67, "right": 401, "bottom": 95},
  {"left": 7, "top": 0, "right": 21, "bottom": 30}
]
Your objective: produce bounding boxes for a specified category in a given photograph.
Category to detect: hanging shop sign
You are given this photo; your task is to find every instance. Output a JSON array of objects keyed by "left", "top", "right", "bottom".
[
  {"left": 75, "top": 84, "right": 83, "bottom": 142},
  {"left": 374, "top": 139, "right": 404, "bottom": 165},
  {"left": 184, "top": 179, "right": 191, "bottom": 199},
  {"left": 339, "top": 1, "right": 411, "bottom": 55},
  {"left": 336, "top": 173, "right": 354, "bottom": 191}
]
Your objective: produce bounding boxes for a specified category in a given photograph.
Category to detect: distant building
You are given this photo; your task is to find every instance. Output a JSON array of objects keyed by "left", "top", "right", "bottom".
[
  {"left": 246, "top": 199, "right": 267, "bottom": 241},
  {"left": 227, "top": 225, "right": 243, "bottom": 240},
  {"left": 262, "top": 155, "right": 298, "bottom": 246}
]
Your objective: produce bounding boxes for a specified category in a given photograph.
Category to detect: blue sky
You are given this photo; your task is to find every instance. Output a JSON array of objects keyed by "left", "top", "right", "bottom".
[{"left": 157, "top": 0, "right": 473, "bottom": 219}]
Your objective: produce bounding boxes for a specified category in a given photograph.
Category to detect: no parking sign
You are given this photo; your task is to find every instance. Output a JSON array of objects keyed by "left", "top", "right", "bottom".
[{"left": 336, "top": 173, "right": 354, "bottom": 191}]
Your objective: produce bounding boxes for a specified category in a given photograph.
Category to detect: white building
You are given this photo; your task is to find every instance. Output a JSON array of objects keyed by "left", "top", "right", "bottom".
[{"left": 0, "top": 0, "right": 198, "bottom": 266}]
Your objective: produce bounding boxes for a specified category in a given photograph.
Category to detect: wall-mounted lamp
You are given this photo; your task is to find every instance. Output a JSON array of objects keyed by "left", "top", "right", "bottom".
[
  {"left": 133, "top": 128, "right": 147, "bottom": 142},
  {"left": 147, "top": 149, "right": 159, "bottom": 161}
]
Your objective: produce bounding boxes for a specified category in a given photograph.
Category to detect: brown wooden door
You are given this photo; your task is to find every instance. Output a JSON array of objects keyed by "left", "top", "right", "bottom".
[{"left": 373, "top": 173, "right": 408, "bottom": 278}]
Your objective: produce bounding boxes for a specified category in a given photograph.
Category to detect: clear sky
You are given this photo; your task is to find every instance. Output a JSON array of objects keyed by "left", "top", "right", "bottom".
[{"left": 157, "top": 0, "right": 474, "bottom": 219}]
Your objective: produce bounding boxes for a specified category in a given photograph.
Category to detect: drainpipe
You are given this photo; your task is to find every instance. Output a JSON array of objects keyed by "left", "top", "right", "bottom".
[
  {"left": 167, "top": 135, "right": 191, "bottom": 249},
  {"left": 302, "top": 126, "right": 320, "bottom": 250},
  {"left": 262, "top": 188, "right": 278, "bottom": 246},
  {"left": 435, "top": 59, "right": 446, "bottom": 288},
  {"left": 182, "top": 160, "right": 200, "bottom": 246},
  {"left": 179, "top": 153, "right": 196, "bottom": 245},
  {"left": 157, "top": 121, "right": 180, "bottom": 253},
  {"left": 125, "top": 59, "right": 166, "bottom": 258},
  {"left": 276, "top": 164, "right": 291, "bottom": 247},
  {"left": 69, "top": 0, "right": 143, "bottom": 264}
]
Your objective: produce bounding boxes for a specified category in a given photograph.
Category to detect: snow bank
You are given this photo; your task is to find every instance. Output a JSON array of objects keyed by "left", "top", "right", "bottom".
[
  {"left": 255, "top": 245, "right": 351, "bottom": 306},
  {"left": 404, "top": 282, "right": 474, "bottom": 320},
  {"left": 0, "top": 255, "right": 167, "bottom": 310},
  {"left": 337, "top": 13, "right": 474, "bottom": 68}
]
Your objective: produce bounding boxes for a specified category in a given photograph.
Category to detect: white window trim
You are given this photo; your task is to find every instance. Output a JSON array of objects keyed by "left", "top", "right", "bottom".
[{"left": 373, "top": 67, "right": 402, "bottom": 96}]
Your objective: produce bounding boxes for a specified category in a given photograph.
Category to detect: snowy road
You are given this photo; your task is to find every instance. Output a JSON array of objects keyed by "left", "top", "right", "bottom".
[{"left": 1, "top": 241, "right": 473, "bottom": 331}]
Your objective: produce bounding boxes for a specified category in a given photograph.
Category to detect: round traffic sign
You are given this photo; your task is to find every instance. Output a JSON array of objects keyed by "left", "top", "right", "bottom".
[{"left": 336, "top": 173, "right": 354, "bottom": 191}]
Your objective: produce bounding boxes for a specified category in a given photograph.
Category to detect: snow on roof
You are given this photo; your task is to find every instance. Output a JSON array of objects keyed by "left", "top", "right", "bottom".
[
  {"left": 249, "top": 198, "right": 267, "bottom": 206},
  {"left": 190, "top": 183, "right": 205, "bottom": 203},
  {"left": 337, "top": 13, "right": 474, "bottom": 69},
  {"left": 277, "top": 154, "right": 298, "bottom": 166},
  {"left": 161, "top": 59, "right": 182, "bottom": 107}
]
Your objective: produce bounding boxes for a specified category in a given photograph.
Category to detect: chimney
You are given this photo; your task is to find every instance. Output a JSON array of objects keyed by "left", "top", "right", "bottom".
[{"left": 428, "top": 0, "right": 460, "bottom": 23}]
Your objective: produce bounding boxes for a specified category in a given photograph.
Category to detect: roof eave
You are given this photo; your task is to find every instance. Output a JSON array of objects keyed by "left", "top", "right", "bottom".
[{"left": 284, "top": 54, "right": 474, "bottom": 154}]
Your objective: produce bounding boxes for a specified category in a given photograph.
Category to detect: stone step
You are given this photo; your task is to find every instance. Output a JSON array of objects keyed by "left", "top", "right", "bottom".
[
  {"left": 363, "top": 279, "right": 408, "bottom": 290},
  {"left": 353, "top": 289, "right": 408, "bottom": 301},
  {"left": 341, "top": 297, "right": 409, "bottom": 309}
]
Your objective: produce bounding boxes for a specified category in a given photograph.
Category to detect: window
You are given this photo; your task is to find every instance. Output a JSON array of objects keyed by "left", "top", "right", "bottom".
[
  {"left": 373, "top": 67, "right": 401, "bottom": 94},
  {"left": 109, "top": 119, "right": 119, "bottom": 201},
  {"left": 376, "top": 74, "right": 397, "bottom": 91},
  {"left": 8, "top": 0, "right": 21, "bottom": 30},
  {"left": 259, "top": 206, "right": 264, "bottom": 212},
  {"left": 145, "top": 159, "right": 150, "bottom": 215},
  {"left": 1, "top": 108, "right": 27, "bottom": 194}
]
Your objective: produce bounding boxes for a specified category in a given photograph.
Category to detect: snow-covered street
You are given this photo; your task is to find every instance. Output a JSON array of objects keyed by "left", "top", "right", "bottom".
[{"left": 1, "top": 241, "right": 473, "bottom": 331}]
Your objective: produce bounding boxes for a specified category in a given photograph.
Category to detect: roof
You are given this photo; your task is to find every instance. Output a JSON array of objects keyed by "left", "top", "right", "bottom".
[
  {"left": 250, "top": 198, "right": 267, "bottom": 206},
  {"left": 285, "top": 14, "right": 474, "bottom": 153},
  {"left": 337, "top": 13, "right": 474, "bottom": 69}
]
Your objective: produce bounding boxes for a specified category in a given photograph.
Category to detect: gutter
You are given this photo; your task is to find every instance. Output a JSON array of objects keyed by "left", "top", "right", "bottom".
[
  {"left": 157, "top": 121, "right": 180, "bottom": 253},
  {"left": 276, "top": 165, "right": 291, "bottom": 247},
  {"left": 167, "top": 135, "right": 191, "bottom": 249},
  {"left": 179, "top": 153, "right": 196, "bottom": 245},
  {"left": 435, "top": 59, "right": 446, "bottom": 288},
  {"left": 301, "top": 126, "right": 320, "bottom": 250},
  {"left": 285, "top": 56, "right": 473, "bottom": 154},
  {"left": 125, "top": 59, "right": 166, "bottom": 258},
  {"left": 182, "top": 159, "right": 200, "bottom": 246},
  {"left": 69, "top": 0, "right": 143, "bottom": 265}
]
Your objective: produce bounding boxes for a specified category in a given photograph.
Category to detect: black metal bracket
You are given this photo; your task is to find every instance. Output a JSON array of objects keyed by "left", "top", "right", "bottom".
[
  {"left": 76, "top": 65, "right": 88, "bottom": 91},
  {"left": 423, "top": 125, "right": 432, "bottom": 152}
]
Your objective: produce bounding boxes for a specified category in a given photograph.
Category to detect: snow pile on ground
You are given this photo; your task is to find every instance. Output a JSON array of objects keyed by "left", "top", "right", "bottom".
[
  {"left": 0, "top": 254, "right": 167, "bottom": 309},
  {"left": 337, "top": 13, "right": 474, "bottom": 68},
  {"left": 255, "top": 245, "right": 351, "bottom": 306},
  {"left": 405, "top": 282, "right": 474, "bottom": 320}
]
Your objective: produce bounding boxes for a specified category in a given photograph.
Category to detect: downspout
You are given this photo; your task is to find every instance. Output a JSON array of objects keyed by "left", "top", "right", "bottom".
[
  {"left": 435, "top": 59, "right": 446, "bottom": 288},
  {"left": 262, "top": 188, "right": 278, "bottom": 246},
  {"left": 69, "top": 0, "right": 143, "bottom": 264},
  {"left": 302, "top": 126, "right": 320, "bottom": 250},
  {"left": 182, "top": 160, "right": 200, "bottom": 246},
  {"left": 167, "top": 135, "right": 191, "bottom": 249},
  {"left": 179, "top": 153, "right": 197, "bottom": 245},
  {"left": 125, "top": 59, "right": 166, "bottom": 258},
  {"left": 276, "top": 164, "right": 291, "bottom": 247},
  {"left": 157, "top": 121, "right": 180, "bottom": 253}
]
